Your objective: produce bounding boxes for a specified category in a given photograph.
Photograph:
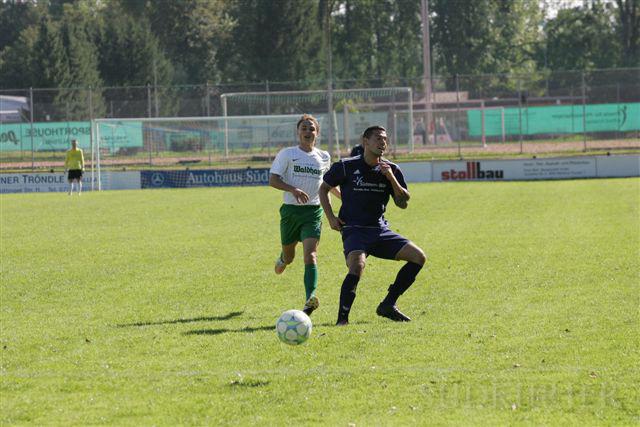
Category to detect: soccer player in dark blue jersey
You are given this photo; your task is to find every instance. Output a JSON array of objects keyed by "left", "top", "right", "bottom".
[{"left": 319, "top": 125, "right": 426, "bottom": 325}]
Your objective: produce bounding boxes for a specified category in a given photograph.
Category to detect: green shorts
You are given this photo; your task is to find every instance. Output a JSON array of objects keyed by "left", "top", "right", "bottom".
[{"left": 279, "top": 204, "right": 323, "bottom": 245}]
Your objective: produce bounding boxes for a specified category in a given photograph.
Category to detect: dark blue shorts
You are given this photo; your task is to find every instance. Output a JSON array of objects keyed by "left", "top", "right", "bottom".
[{"left": 341, "top": 226, "right": 410, "bottom": 260}]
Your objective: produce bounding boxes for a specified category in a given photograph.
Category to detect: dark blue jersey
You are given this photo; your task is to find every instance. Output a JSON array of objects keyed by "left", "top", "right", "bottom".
[{"left": 323, "top": 155, "right": 407, "bottom": 227}]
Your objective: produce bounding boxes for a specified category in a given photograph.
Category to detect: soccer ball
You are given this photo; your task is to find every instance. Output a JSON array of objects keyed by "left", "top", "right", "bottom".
[{"left": 276, "top": 309, "right": 312, "bottom": 345}]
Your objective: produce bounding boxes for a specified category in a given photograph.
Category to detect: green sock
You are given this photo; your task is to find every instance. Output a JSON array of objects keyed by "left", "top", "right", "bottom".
[{"left": 304, "top": 264, "right": 318, "bottom": 301}]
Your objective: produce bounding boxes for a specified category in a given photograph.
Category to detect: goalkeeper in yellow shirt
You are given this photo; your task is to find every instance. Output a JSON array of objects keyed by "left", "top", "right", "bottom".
[{"left": 64, "top": 139, "right": 85, "bottom": 195}]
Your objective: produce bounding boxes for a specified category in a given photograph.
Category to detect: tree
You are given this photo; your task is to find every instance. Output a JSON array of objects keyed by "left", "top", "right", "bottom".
[
  {"left": 96, "top": 4, "right": 175, "bottom": 116},
  {"left": 431, "top": 0, "right": 545, "bottom": 88},
  {"left": 218, "top": 0, "right": 323, "bottom": 84},
  {"left": 391, "top": 0, "right": 423, "bottom": 80},
  {"left": 1, "top": 2, "right": 107, "bottom": 118},
  {"left": 331, "top": 0, "right": 372, "bottom": 83},
  {"left": 30, "top": 16, "right": 70, "bottom": 89},
  {"left": 0, "top": 0, "right": 44, "bottom": 52},
  {"left": 615, "top": 0, "right": 639, "bottom": 66},
  {"left": 57, "top": 3, "right": 105, "bottom": 119},
  {"left": 0, "top": 0, "right": 634, "bottom": 96},
  {"left": 0, "top": 18, "right": 40, "bottom": 89},
  {"left": 331, "top": 0, "right": 422, "bottom": 84},
  {"left": 115, "top": 0, "right": 235, "bottom": 84},
  {"left": 150, "top": 0, "right": 234, "bottom": 84},
  {"left": 96, "top": 5, "right": 173, "bottom": 87},
  {"left": 431, "top": 0, "right": 498, "bottom": 79},
  {"left": 545, "top": 2, "right": 620, "bottom": 70},
  {"left": 492, "top": 0, "right": 544, "bottom": 74}
]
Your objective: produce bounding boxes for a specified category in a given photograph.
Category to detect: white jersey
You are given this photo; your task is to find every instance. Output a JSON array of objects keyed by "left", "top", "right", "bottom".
[{"left": 270, "top": 146, "right": 331, "bottom": 205}]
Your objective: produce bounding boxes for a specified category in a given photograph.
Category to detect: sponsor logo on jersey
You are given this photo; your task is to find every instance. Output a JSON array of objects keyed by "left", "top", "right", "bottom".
[
  {"left": 353, "top": 175, "right": 386, "bottom": 192},
  {"left": 441, "top": 162, "right": 504, "bottom": 180},
  {"left": 294, "top": 165, "right": 322, "bottom": 175}
]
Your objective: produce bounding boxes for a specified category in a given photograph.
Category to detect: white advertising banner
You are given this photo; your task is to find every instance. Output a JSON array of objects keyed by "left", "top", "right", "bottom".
[
  {"left": 595, "top": 155, "right": 640, "bottom": 178},
  {"left": 396, "top": 161, "right": 432, "bottom": 183},
  {"left": 431, "top": 157, "right": 598, "bottom": 182},
  {"left": 101, "top": 171, "right": 141, "bottom": 191},
  {"left": 0, "top": 171, "right": 141, "bottom": 193}
]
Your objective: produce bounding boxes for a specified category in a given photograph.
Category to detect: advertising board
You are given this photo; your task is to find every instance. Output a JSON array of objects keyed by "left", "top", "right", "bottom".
[
  {"left": 140, "top": 168, "right": 270, "bottom": 188},
  {"left": 0, "top": 171, "right": 140, "bottom": 193}
]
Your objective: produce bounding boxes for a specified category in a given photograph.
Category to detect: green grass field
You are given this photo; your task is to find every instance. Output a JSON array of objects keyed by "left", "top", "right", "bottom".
[{"left": 1, "top": 179, "right": 639, "bottom": 425}]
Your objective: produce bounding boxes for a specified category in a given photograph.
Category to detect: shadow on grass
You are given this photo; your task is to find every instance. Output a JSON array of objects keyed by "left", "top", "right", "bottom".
[
  {"left": 183, "top": 325, "right": 274, "bottom": 336},
  {"left": 315, "top": 320, "right": 371, "bottom": 328},
  {"left": 228, "top": 378, "right": 270, "bottom": 388},
  {"left": 184, "top": 320, "right": 371, "bottom": 336},
  {"left": 117, "top": 311, "right": 244, "bottom": 327}
]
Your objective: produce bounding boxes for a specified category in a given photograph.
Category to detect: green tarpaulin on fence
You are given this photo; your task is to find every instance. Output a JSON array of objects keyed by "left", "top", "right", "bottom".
[
  {"left": 468, "top": 103, "right": 639, "bottom": 137},
  {"left": 0, "top": 121, "right": 143, "bottom": 152},
  {"left": 94, "top": 121, "right": 144, "bottom": 152}
]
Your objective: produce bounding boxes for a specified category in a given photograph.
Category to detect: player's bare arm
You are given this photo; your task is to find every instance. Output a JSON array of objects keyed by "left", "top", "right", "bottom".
[
  {"left": 379, "top": 163, "right": 409, "bottom": 209},
  {"left": 319, "top": 182, "right": 345, "bottom": 231},
  {"left": 269, "top": 173, "right": 309, "bottom": 204},
  {"left": 330, "top": 186, "right": 342, "bottom": 200}
]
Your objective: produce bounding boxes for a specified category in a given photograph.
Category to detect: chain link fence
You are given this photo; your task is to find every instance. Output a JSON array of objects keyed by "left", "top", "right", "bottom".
[{"left": 1, "top": 68, "right": 638, "bottom": 171}]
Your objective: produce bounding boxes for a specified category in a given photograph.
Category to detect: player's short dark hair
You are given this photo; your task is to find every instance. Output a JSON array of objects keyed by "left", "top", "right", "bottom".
[
  {"left": 363, "top": 125, "right": 386, "bottom": 139},
  {"left": 297, "top": 114, "right": 320, "bottom": 132}
]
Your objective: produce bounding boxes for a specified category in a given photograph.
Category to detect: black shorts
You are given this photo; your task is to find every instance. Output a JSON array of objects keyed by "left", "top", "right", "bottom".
[
  {"left": 68, "top": 169, "right": 83, "bottom": 180},
  {"left": 341, "top": 226, "right": 410, "bottom": 260}
]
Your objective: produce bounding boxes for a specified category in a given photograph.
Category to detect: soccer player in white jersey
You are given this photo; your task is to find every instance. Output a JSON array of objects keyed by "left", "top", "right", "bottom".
[{"left": 269, "top": 114, "right": 339, "bottom": 316}]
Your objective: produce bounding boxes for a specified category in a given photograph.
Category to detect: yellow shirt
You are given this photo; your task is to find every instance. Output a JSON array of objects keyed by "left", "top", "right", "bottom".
[{"left": 65, "top": 148, "right": 85, "bottom": 170}]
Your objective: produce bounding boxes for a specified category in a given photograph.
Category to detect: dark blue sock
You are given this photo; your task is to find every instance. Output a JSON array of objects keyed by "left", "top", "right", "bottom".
[
  {"left": 382, "top": 262, "right": 423, "bottom": 306},
  {"left": 338, "top": 273, "right": 360, "bottom": 321}
]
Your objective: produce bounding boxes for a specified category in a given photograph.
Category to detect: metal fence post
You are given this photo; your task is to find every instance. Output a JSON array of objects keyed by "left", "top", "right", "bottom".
[
  {"left": 222, "top": 95, "right": 229, "bottom": 159},
  {"left": 147, "top": 83, "right": 152, "bottom": 118},
  {"left": 266, "top": 80, "right": 271, "bottom": 160},
  {"left": 501, "top": 107, "right": 506, "bottom": 143},
  {"left": 481, "top": 100, "right": 486, "bottom": 148},
  {"left": 205, "top": 82, "right": 211, "bottom": 117},
  {"left": 327, "top": 78, "right": 334, "bottom": 157},
  {"left": 147, "top": 84, "right": 152, "bottom": 165},
  {"left": 343, "top": 103, "right": 350, "bottom": 152},
  {"left": 455, "top": 74, "right": 462, "bottom": 157},
  {"left": 205, "top": 82, "right": 212, "bottom": 165},
  {"left": 581, "top": 71, "right": 587, "bottom": 152},
  {"left": 29, "top": 87, "right": 35, "bottom": 171},
  {"left": 89, "top": 86, "right": 95, "bottom": 191},
  {"left": 407, "top": 87, "right": 414, "bottom": 153},
  {"left": 517, "top": 79, "right": 523, "bottom": 154},
  {"left": 616, "top": 82, "right": 621, "bottom": 140}
]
